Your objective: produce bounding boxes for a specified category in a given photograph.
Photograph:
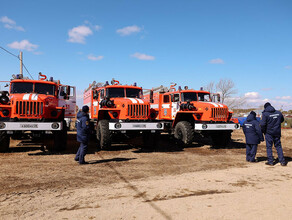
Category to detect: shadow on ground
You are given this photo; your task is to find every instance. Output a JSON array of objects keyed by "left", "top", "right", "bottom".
[
  {"left": 257, "top": 156, "right": 292, "bottom": 164},
  {"left": 86, "top": 157, "right": 137, "bottom": 164},
  {"left": 9, "top": 133, "right": 246, "bottom": 156},
  {"left": 209, "top": 138, "right": 246, "bottom": 149}
]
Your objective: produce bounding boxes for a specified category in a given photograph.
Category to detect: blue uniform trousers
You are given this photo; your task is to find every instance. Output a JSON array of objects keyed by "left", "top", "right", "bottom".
[
  {"left": 265, "top": 134, "right": 285, "bottom": 164},
  {"left": 246, "top": 144, "right": 258, "bottom": 162},
  {"left": 75, "top": 142, "right": 88, "bottom": 164}
]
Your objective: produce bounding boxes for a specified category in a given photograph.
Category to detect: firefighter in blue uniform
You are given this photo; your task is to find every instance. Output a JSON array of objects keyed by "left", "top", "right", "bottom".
[
  {"left": 75, "top": 105, "right": 90, "bottom": 165},
  {"left": 260, "top": 102, "right": 287, "bottom": 166},
  {"left": 243, "top": 111, "right": 264, "bottom": 162}
]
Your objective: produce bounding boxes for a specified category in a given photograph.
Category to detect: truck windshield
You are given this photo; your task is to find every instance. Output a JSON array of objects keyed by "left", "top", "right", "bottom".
[
  {"left": 35, "top": 83, "right": 55, "bottom": 95},
  {"left": 182, "top": 92, "right": 197, "bottom": 102},
  {"left": 126, "top": 88, "right": 142, "bottom": 98},
  {"left": 198, "top": 93, "right": 211, "bottom": 102},
  {"left": 11, "top": 82, "right": 33, "bottom": 93},
  {"left": 107, "top": 88, "right": 125, "bottom": 97}
]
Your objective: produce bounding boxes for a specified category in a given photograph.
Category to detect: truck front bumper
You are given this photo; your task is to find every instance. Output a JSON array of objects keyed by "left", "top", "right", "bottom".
[
  {"left": 194, "top": 123, "right": 240, "bottom": 131},
  {"left": 0, "top": 121, "right": 63, "bottom": 131},
  {"left": 109, "top": 122, "right": 164, "bottom": 131}
]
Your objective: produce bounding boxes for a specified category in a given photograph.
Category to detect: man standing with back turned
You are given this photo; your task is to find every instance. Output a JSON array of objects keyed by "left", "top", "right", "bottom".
[
  {"left": 243, "top": 111, "right": 264, "bottom": 162},
  {"left": 260, "top": 102, "right": 287, "bottom": 166},
  {"left": 75, "top": 105, "right": 90, "bottom": 165}
]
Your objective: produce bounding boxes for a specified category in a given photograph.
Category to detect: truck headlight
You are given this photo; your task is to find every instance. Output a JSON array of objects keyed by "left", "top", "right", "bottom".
[
  {"left": 115, "top": 123, "right": 121, "bottom": 129},
  {"left": 2, "top": 109, "right": 9, "bottom": 116},
  {"left": 156, "top": 123, "right": 163, "bottom": 128},
  {"left": 112, "top": 112, "right": 118, "bottom": 118},
  {"left": 202, "top": 124, "right": 208, "bottom": 129},
  {"left": 234, "top": 124, "right": 239, "bottom": 129},
  {"left": 0, "top": 122, "right": 6, "bottom": 129},
  {"left": 51, "top": 122, "right": 59, "bottom": 129},
  {"left": 0, "top": 96, "right": 9, "bottom": 105}
]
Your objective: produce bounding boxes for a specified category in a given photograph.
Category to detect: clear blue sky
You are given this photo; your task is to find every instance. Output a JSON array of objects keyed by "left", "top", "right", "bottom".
[{"left": 1, "top": 0, "right": 291, "bottom": 109}]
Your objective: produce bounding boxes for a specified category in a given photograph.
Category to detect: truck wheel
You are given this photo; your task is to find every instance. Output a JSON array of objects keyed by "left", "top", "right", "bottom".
[
  {"left": 54, "top": 121, "right": 68, "bottom": 151},
  {"left": 142, "top": 132, "right": 159, "bottom": 151},
  {"left": 0, "top": 131, "right": 10, "bottom": 152},
  {"left": 211, "top": 131, "right": 231, "bottom": 148},
  {"left": 43, "top": 136, "right": 54, "bottom": 151},
  {"left": 44, "top": 121, "right": 67, "bottom": 152},
  {"left": 174, "top": 121, "right": 194, "bottom": 146},
  {"left": 97, "top": 120, "right": 111, "bottom": 150}
]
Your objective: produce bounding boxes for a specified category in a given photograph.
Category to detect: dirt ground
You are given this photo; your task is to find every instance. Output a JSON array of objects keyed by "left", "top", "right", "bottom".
[{"left": 0, "top": 129, "right": 292, "bottom": 220}]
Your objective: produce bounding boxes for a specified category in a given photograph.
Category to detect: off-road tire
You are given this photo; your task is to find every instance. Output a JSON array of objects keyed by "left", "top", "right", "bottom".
[
  {"left": 0, "top": 131, "right": 10, "bottom": 152},
  {"left": 174, "top": 121, "right": 194, "bottom": 146},
  {"left": 97, "top": 120, "right": 112, "bottom": 150},
  {"left": 44, "top": 121, "right": 67, "bottom": 152},
  {"left": 211, "top": 131, "right": 231, "bottom": 148},
  {"left": 55, "top": 120, "right": 68, "bottom": 151},
  {"left": 142, "top": 132, "right": 159, "bottom": 151}
]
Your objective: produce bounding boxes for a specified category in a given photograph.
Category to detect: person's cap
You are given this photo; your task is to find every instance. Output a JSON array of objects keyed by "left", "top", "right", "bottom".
[
  {"left": 264, "top": 102, "right": 271, "bottom": 109},
  {"left": 82, "top": 105, "right": 89, "bottom": 113},
  {"left": 250, "top": 111, "right": 256, "bottom": 116}
]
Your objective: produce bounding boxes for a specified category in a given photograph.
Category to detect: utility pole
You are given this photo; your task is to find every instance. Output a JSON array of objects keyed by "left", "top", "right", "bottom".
[{"left": 19, "top": 51, "right": 23, "bottom": 78}]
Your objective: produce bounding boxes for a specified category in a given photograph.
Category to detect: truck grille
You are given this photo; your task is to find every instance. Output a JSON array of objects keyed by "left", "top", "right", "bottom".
[
  {"left": 15, "top": 101, "right": 44, "bottom": 116},
  {"left": 211, "top": 107, "right": 228, "bottom": 120},
  {"left": 128, "top": 104, "right": 149, "bottom": 118}
]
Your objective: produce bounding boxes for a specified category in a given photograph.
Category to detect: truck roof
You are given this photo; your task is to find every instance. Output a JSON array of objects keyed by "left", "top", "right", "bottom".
[
  {"left": 180, "top": 90, "right": 210, "bottom": 94},
  {"left": 96, "top": 85, "right": 142, "bottom": 90},
  {"left": 163, "top": 90, "right": 210, "bottom": 94},
  {"left": 11, "top": 79, "right": 58, "bottom": 85}
]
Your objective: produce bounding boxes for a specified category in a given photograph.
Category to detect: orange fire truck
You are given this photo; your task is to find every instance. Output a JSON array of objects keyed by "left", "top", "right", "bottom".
[
  {"left": 144, "top": 84, "right": 240, "bottom": 147},
  {"left": 0, "top": 73, "right": 76, "bottom": 152},
  {"left": 83, "top": 79, "right": 164, "bottom": 149}
]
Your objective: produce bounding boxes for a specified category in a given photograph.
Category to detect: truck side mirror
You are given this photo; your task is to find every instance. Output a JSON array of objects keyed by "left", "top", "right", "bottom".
[
  {"left": 100, "top": 90, "right": 105, "bottom": 99},
  {"left": 150, "top": 90, "right": 154, "bottom": 103},
  {"left": 66, "top": 86, "right": 71, "bottom": 96}
]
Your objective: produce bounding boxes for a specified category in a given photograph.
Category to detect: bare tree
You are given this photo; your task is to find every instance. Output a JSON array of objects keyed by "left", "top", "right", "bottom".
[
  {"left": 216, "top": 79, "right": 237, "bottom": 104},
  {"left": 205, "top": 79, "right": 247, "bottom": 109},
  {"left": 204, "top": 81, "right": 215, "bottom": 94},
  {"left": 225, "top": 96, "right": 247, "bottom": 110}
]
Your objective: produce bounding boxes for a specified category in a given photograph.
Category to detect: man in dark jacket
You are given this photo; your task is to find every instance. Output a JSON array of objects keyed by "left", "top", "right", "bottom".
[
  {"left": 75, "top": 105, "right": 91, "bottom": 165},
  {"left": 260, "top": 102, "right": 287, "bottom": 166},
  {"left": 243, "top": 111, "right": 264, "bottom": 162}
]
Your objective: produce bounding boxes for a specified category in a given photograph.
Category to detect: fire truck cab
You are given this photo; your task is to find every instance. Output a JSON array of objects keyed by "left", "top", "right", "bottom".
[
  {"left": 0, "top": 73, "right": 76, "bottom": 152},
  {"left": 144, "top": 84, "right": 240, "bottom": 147},
  {"left": 84, "top": 79, "right": 164, "bottom": 149}
]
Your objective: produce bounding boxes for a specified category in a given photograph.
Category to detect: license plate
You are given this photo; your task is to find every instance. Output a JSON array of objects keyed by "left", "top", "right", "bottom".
[
  {"left": 132, "top": 124, "right": 146, "bottom": 128},
  {"left": 20, "top": 124, "right": 38, "bottom": 128},
  {"left": 216, "top": 125, "right": 227, "bottom": 128}
]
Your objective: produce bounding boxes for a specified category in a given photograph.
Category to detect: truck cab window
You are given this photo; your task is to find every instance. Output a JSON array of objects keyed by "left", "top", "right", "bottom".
[
  {"left": 107, "top": 88, "right": 124, "bottom": 98},
  {"left": 198, "top": 93, "right": 211, "bottom": 102},
  {"left": 10, "top": 82, "right": 33, "bottom": 94},
  {"left": 182, "top": 92, "right": 197, "bottom": 102},
  {"left": 35, "top": 83, "right": 55, "bottom": 95},
  {"left": 59, "top": 87, "right": 66, "bottom": 97},
  {"left": 126, "top": 88, "right": 142, "bottom": 98},
  {"left": 172, "top": 94, "right": 180, "bottom": 102},
  {"left": 69, "top": 87, "right": 75, "bottom": 97},
  {"left": 163, "top": 95, "right": 170, "bottom": 103}
]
